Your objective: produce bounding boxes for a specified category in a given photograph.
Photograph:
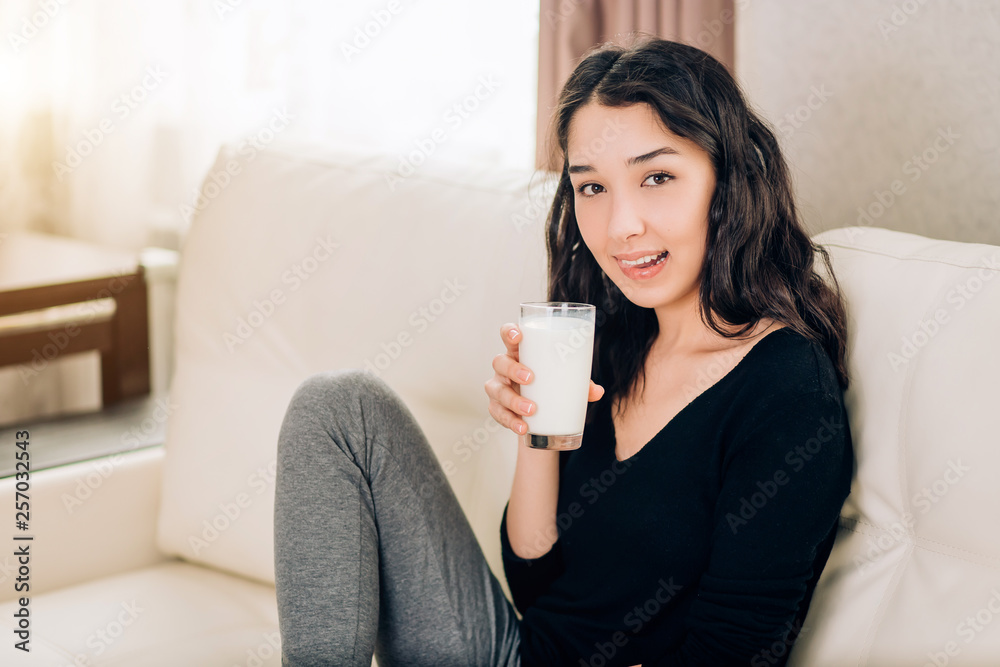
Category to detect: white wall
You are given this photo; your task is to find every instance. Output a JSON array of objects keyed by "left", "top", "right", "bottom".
[{"left": 736, "top": 0, "right": 1000, "bottom": 244}]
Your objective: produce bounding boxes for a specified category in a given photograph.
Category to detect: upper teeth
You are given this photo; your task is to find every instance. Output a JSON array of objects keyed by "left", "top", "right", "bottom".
[{"left": 620, "top": 251, "right": 667, "bottom": 267}]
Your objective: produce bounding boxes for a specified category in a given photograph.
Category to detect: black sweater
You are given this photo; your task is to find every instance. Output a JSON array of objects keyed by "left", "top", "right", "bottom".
[{"left": 500, "top": 327, "right": 854, "bottom": 666}]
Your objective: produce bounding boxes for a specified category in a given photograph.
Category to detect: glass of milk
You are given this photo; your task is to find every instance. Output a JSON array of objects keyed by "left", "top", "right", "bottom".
[{"left": 518, "top": 302, "right": 596, "bottom": 450}]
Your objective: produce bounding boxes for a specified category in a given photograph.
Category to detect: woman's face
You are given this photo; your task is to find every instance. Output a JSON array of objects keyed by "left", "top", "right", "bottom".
[{"left": 567, "top": 102, "right": 717, "bottom": 315}]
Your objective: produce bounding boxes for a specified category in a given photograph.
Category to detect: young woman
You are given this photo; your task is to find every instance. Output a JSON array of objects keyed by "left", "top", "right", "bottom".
[{"left": 274, "top": 37, "right": 853, "bottom": 667}]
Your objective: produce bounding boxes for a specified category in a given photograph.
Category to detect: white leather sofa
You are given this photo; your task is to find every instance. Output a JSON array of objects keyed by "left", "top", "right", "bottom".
[{"left": 0, "top": 142, "right": 997, "bottom": 666}]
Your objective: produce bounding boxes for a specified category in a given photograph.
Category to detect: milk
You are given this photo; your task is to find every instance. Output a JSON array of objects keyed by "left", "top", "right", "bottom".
[{"left": 518, "top": 314, "right": 595, "bottom": 437}]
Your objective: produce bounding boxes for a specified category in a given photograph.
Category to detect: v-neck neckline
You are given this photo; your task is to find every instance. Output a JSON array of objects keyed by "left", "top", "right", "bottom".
[{"left": 608, "top": 326, "right": 795, "bottom": 464}]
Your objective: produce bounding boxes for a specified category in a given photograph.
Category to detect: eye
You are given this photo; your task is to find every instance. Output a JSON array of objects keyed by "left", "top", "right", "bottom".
[
  {"left": 576, "top": 182, "right": 605, "bottom": 197},
  {"left": 643, "top": 172, "right": 673, "bottom": 186}
]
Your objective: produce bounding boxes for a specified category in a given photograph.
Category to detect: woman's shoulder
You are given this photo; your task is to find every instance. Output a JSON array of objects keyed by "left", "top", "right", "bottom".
[
  {"left": 738, "top": 324, "right": 843, "bottom": 405},
  {"left": 724, "top": 326, "right": 850, "bottom": 457}
]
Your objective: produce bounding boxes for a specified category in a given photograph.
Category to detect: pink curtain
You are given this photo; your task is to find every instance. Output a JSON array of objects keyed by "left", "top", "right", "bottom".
[{"left": 536, "top": 0, "right": 735, "bottom": 170}]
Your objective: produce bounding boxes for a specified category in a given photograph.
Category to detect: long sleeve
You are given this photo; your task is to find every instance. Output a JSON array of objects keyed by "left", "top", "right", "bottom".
[
  {"left": 499, "top": 500, "right": 566, "bottom": 615},
  {"left": 646, "top": 390, "right": 854, "bottom": 666}
]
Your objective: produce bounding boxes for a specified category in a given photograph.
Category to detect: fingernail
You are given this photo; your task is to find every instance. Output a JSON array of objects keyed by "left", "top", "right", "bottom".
[
  {"left": 516, "top": 369, "right": 531, "bottom": 383},
  {"left": 516, "top": 422, "right": 526, "bottom": 434},
  {"left": 510, "top": 329, "right": 519, "bottom": 341},
  {"left": 519, "top": 400, "right": 533, "bottom": 415}
]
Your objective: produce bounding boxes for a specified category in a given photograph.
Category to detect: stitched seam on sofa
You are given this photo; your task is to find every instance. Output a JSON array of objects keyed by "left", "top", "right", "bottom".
[
  {"left": 895, "top": 275, "right": 960, "bottom": 528},
  {"left": 850, "top": 332, "right": 922, "bottom": 665},
  {"left": 906, "top": 538, "right": 1000, "bottom": 569},
  {"left": 837, "top": 513, "right": 917, "bottom": 666},
  {"left": 838, "top": 518, "right": 1000, "bottom": 570},
  {"left": 819, "top": 242, "right": 1000, "bottom": 272},
  {"left": 839, "top": 521, "right": 1000, "bottom": 571},
  {"left": 859, "top": 540, "right": 915, "bottom": 665},
  {"left": 838, "top": 515, "right": 916, "bottom": 542}
]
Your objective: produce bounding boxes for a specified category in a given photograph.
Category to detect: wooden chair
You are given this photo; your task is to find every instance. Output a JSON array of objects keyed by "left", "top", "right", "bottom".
[{"left": 0, "top": 231, "right": 151, "bottom": 408}]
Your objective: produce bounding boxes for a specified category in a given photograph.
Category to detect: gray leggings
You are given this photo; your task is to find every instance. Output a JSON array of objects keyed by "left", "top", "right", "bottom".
[{"left": 274, "top": 369, "right": 522, "bottom": 666}]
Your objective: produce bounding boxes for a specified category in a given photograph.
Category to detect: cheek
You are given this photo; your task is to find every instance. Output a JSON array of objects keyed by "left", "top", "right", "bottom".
[{"left": 574, "top": 205, "right": 602, "bottom": 249}]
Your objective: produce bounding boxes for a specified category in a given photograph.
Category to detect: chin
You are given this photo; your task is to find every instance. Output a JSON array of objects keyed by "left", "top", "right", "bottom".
[{"left": 617, "top": 288, "right": 668, "bottom": 310}]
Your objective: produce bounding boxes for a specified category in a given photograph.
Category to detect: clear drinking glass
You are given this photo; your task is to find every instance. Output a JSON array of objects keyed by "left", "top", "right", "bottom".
[{"left": 518, "top": 302, "right": 596, "bottom": 450}]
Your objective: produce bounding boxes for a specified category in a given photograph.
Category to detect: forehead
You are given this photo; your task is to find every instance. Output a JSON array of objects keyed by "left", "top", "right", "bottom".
[{"left": 567, "top": 102, "right": 695, "bottom": 164}]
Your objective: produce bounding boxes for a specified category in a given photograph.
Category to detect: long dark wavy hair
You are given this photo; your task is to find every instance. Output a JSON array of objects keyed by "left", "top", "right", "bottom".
[{"left": 543, "top": 36, "right": 850, "bottom": 426}]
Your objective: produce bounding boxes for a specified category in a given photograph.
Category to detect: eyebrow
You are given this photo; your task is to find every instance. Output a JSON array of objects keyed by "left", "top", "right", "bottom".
[{"left": 568, "top": 146, "right": 680, "bottom": 174}]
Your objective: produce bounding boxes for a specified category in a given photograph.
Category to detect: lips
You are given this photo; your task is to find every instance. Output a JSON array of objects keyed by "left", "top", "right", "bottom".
[
  {"left": 616, "top": 250, "right": 669, "bottom": 280},
  {"left": 618, "top": 250, "right": 668, "bottom": 268}
]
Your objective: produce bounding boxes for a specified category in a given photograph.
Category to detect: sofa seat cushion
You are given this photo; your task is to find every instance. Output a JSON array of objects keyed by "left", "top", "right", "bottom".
[{"left": 0, "top": 561, "right": 280, "bottom": 666}]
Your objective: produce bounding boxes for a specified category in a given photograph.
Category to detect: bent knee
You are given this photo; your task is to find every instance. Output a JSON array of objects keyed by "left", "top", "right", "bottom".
[{"left": 289, "top": 368, "right": 397, "bottom": 414}]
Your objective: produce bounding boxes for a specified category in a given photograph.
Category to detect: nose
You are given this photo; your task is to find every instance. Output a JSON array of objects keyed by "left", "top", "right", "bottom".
[{"left": 606, "top": 191, "right": 644, "bottom": 244}]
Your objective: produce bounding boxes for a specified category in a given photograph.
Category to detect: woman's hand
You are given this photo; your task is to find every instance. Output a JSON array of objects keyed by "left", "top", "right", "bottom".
[{"left": 485, "top": 322, "right": 605, "bottom": 437}]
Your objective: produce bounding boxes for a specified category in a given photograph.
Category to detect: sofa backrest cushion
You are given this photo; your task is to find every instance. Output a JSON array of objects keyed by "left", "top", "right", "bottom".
[
  {"left": 789, "top": 226, "right": 1000, "bottom": 665},
  {"left": 156, "top": 142, "right": 553, "bottom": 587}
]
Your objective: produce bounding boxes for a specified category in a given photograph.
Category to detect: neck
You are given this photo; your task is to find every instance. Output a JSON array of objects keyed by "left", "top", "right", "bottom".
[{"left": 650, "top": 290, "right": 714, "bottom": 358}]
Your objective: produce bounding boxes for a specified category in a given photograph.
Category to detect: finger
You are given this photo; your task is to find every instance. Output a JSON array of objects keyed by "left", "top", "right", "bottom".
[
  {"left": 500, "top": 322, "right": 521, "bottom": 361},
  {"left": 484, "top": 376, "right": 521, "bottom": 413},
  {"left": 588, "top": 380, "right": 605, "bottom": 402},
  {"left": 486, "top": 377, "right": 534, "bottom": 417},
  {"left": 487, "top": 397, "right": 529, "bottom": 435},
  {"left": 492, "top": 352, "right": 533, "bottom": 385},
  {"left": 484, "top": 377, "right": 509, "bottom": 404}
]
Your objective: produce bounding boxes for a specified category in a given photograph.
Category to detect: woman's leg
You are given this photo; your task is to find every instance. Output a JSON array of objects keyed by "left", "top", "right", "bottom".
[{"left": 274, "top": 369, "right": 521, "bottom": 667}]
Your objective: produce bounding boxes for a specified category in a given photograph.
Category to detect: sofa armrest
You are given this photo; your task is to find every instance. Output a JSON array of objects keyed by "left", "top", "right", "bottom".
[{"left": 0, "top": 446, "right": 174, "bottom": 602}]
